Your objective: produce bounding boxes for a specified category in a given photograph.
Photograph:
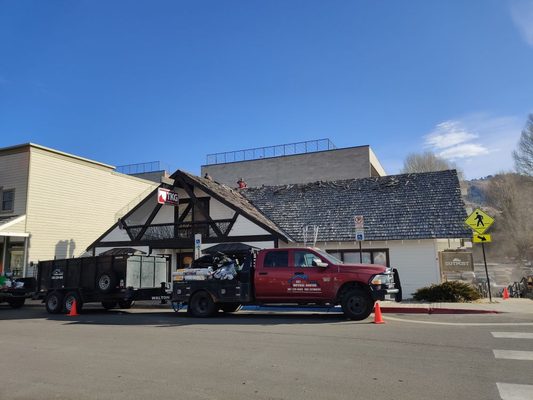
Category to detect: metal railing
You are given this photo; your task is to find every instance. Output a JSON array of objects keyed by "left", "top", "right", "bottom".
[
  {"left": 116, "top": 161, "right": 170, "bottom": 175},
  {"left": 205, "top": 138, "right": 337, "bottom": 165}
]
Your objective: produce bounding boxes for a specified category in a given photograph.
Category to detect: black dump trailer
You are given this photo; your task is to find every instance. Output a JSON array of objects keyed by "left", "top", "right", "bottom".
[
  {"left": 37, "top": 254, "right": 170, "bottom": 314},
  {"left": 0, "top": 277, "right": 37, "bottom": 309}
]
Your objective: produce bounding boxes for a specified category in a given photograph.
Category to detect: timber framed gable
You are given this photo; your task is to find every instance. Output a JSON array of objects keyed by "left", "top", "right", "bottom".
[{"left": 87, "top": 170, "right": 291, "bottom": 253}]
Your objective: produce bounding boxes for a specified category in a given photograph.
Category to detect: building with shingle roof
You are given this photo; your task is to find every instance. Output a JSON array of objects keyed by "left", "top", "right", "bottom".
[
  {"left": 89, "top": 169, "right": 470, "bottom": 296},
  {"left": 242, "top": 170, "right": 470, "bottom": 242}
]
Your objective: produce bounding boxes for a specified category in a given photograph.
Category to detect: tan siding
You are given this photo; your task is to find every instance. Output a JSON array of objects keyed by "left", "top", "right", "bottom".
[
  {"left": 0, "top": 218, "right": 27, "bottom": 234},
  {"left": 25, "top": 148, "right": 157, "bottom": 262},
  {"left": 0, "top": 150, "right": 29, "bottom": 217}
]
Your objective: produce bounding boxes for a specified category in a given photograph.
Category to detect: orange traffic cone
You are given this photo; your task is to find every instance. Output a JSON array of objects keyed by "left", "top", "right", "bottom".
[
  {"left": 502, "top": 287, "right": 510, "bottom": 300},
  {"left": 373, "top": 302, "right": 385, "bottom": 324},
  {"left": 68, "top": 299, "right": 80, "bottom": 316}
]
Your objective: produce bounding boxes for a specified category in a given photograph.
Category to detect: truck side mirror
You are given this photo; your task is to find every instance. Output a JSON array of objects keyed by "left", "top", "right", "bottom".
[{"left": 312, "top": 259, "right": 328, "bottom": 268}]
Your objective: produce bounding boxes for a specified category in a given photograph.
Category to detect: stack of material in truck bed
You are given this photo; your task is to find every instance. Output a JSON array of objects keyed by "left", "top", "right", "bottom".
[
  {"left": 172, "top": 263, "right": 238, "bottom": 282},
  {"left": 173, "top": 268, "right": 214, "bottom": 281}
]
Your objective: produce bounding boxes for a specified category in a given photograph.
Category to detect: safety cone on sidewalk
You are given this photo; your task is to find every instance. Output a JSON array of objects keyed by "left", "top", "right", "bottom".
[
  {"left": 502, "top": 287, "right": 510, "bottom": 300},
  {"left": 373, "top": 302, "right": 385, "bottom": 324},
  {"left": 68, "top": 299, "right": 80, "bottom": 316}
]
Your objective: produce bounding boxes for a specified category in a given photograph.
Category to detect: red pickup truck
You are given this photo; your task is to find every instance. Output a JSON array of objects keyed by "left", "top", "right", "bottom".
[{"left": 171, "top": 247, "right": 400, "bottom": 320}]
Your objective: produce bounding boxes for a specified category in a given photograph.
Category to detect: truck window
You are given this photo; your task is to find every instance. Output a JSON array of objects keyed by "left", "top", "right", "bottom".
[
  {"left": 263, "top": 251, "right": 288, "bottom": 267},
  {"left": 294, "top": 251, "right": 318, "bottom": 267}
]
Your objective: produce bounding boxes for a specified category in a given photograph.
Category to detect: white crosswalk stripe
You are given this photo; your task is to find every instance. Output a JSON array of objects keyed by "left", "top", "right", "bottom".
[
  {"left": 492, "top": 332, "right": 533, "bottom": 339},
  {"left": 496, "top": 383, "right": 533, "bottom": 400},
  {"left": 493, "top": 331, "right": 533, "bottom": 399},
  {"left": 493, "top": 350, "right": 533, "bottom": 361}
]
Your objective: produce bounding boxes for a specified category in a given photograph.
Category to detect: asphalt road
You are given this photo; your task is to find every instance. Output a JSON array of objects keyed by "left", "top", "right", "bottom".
[{"left": 1, "top": 303, "right": 532, "bottom": 400}]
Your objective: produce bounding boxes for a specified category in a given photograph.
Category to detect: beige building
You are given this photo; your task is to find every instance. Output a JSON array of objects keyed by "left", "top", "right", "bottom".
[
  {"left": 201, "top": 140, "right": 386, "bottom": 188},
  {"left": 0, "top": 143, "right": 158, "bottom": 277}
]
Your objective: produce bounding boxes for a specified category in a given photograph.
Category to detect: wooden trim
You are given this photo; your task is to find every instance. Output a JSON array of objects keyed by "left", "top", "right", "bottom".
[
  {"left": 86, "top": 186, "right": 160, "bottom": 250},
  {"left": 178, "top": 203, "right": 193, "bottom": 223},
  {"left": 174, "top": 175, "right": 223, "bottom": 237},
  {"left": 174, "top": 171, "right": 291, "bottom": 242},
  {"left": 223, "top": 212, "right": 239, "bottom": 236},
  {"left": 135, "top": 203, "right": 163, "bottom": 240}
]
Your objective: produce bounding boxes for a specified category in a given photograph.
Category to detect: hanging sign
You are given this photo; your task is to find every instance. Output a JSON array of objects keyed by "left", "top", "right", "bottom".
[{"left": 157, "top": 188, "right": 179, "bottom": 206}]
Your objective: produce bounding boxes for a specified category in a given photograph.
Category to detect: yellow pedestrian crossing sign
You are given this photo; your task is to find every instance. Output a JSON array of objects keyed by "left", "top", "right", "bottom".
[
  {"left": 473, "top": 233, "right": 492, "bottom": 243},
  {"left": 465, "top": 208, "right": 494, "bottom": 234}
]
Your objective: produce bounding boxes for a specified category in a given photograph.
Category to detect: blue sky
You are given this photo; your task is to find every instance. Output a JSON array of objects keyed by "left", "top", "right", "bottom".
[{"left": 1, "top": 0, "right": 532, "bottom": 179}]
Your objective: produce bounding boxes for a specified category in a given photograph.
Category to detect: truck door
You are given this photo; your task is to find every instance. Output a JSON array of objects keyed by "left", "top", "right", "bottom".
[
  {"left": 254, "top": 250, "right": 293, "bottom": 300},
  {"left": 290, "top": 249, "right": 335, "bottom": 300}
]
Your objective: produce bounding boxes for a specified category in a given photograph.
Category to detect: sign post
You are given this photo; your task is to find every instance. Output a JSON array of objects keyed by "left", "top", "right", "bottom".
[
  {"left": 354, "top": 215, "right": 365, "bottom": 263},
  {"left": 465, "top": 208, "right": 494, "bottom": 302},
  {"left": 194, "top": 234, "right": 202, "bottom": 260}
]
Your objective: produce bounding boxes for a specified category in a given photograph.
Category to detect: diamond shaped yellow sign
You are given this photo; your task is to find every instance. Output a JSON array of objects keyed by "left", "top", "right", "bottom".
[{"left": 465, "top": 208, "right": 494, "bottom": 234}]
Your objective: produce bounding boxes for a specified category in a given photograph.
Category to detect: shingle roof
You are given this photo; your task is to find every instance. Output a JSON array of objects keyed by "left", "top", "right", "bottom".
[
  {"left": 173, "top": 170, "right": 293, "bottom": 242},
  {"left": 242, "top": 170, "right": 471, "bottom": 242}
]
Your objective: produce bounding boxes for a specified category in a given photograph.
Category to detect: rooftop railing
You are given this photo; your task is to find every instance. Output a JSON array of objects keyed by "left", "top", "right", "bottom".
[
  {"left": 205, "top": 138, "right": 337, "bottom": 165},
  {"left": 116, "top": 161, "right": 170, "bottom": 175}
]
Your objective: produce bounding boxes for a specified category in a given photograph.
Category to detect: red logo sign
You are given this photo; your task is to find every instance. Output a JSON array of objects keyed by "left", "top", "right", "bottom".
[{"left": 157, "top": 188, "right": 179, "bottom": 206}]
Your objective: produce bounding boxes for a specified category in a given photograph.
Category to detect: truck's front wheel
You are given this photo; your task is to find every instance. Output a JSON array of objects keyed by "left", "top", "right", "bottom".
[
  {"left": 341, "top": 289, "right": 374, "bottom": 321},
  {"left": 188, "top": 291, "right": 216, "bottom": 317}
]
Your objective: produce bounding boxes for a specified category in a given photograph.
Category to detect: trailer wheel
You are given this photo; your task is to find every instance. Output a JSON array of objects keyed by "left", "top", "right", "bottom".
[
  {"left": 101, "top": 301, "right": 117, "bottom": 310},
  {"left": 118, "top": 300, "right": 134, "bottom": 309},
  {"left": 96, "top": 272, "right": 117, "bottom": 294},
  {"left": 341, "top": 289, "right": 373, "bottom": 321},
  {"left": 45, "top": 291, "right": 64, "bottom": 314},
  {"left": 64, "top": 291, "right": 83, "bottom": 313},
  {"left": 188, "top": 291, "right": 216, "bottom": 317},
  {"left": 7, "top": 298, "right": 25, "bottom": 309},
  {"left": 220, "top": 303, "right": 241, "bottom": 313}
]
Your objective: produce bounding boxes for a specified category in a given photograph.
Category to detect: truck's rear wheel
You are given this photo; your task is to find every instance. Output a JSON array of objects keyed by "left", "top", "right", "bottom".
[
  {"left": 341, "top": 289, "right": 373, "bottom": 321},
  {"left": 102, "top": 301, "right": 117, "bottom": 310},
  {"left": 118, "top": 300, "right": 134, "bottom": 309},
  {"left": 220, "top": 303, "right": 241, "bottom": 313},
  {"left": 45, "top": 291, "right": 64, "bottom": 314},
  {"left": 188, "top": 291, "right": 216, "bottom": 317},
  {"left": 64, "top": 291, "right": 83, "bottom": 313},
  {"left": 7, "top": 298, "right": 25, "bottom": 309}
]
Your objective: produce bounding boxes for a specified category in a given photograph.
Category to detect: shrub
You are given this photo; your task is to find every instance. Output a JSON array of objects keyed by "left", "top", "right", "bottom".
[{"left": 413, "top": 281, "right": 481, "bottom": 302}]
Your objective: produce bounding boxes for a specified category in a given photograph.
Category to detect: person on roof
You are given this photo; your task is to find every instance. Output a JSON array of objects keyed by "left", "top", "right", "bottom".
[{"left": 237, "top": 178, "right": 247, "bottom": 189}]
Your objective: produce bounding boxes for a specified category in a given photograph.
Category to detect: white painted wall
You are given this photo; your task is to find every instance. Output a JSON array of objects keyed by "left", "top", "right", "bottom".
[
  {"left": 210, "top": 198, "right": 235, "bottom": 220},
  {"left": 229, "top": 215, "right": 269, "bottom": 236},
  {"left": 101, "top": 226, "right": 131, "bottom": 242}
]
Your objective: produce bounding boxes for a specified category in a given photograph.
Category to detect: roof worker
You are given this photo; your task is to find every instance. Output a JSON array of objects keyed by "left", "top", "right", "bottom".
[
  {"left": 204, "top": 172, "right": 213, "bottom": 180},
  {"left": 237, "top": 177, "right": 247, "bottom": 189}
]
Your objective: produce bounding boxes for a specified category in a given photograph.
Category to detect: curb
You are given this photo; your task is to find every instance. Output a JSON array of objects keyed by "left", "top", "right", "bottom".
[{"left": 379, "top": 307, "right": 500, "bottom": 315}]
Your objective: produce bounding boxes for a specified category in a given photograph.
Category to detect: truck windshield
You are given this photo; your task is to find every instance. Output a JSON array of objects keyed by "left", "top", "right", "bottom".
[{"left": 314, "top": 249, "right": 343, "bottom": 264}]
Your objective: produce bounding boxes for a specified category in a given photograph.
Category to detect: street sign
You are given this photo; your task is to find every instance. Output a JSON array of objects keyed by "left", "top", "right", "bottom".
[
  {"left": 355, "top": 230, "right": 365, "bottom": 241},
  {"left": 473, "top": 233, "right": 492, "bottom": 243},
  {"left": 194, "top": 233, "right": 202, "bottom": 260},
  {"left": 465, "top": 208, "right": 494, "bottom": 234},
  {"left": 354, "top": 215, "right": 364, "bottom": 229}
]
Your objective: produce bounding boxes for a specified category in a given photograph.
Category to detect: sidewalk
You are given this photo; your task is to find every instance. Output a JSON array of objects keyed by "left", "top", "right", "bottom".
[{"left": 379, "top": 298, "right": 533, "bottom": 315}]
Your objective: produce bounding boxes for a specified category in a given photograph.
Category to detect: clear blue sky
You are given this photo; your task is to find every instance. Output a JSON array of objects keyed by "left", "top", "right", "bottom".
[{"left": 1, "top": 0, "right": 532, "bottom": 179}]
